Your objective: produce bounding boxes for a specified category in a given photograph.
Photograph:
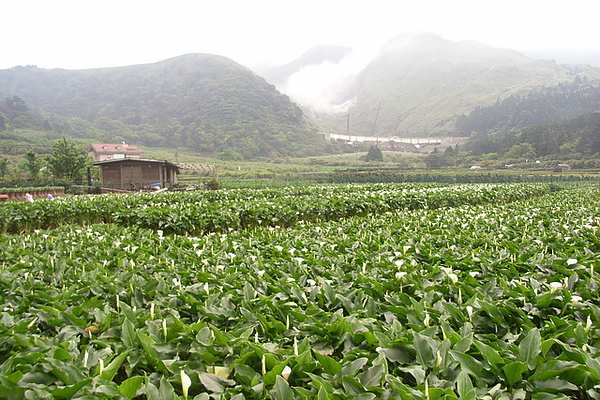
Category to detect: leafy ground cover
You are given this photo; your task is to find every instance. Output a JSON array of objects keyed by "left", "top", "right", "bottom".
[
  {"left": 1, "top": 184, "right": 600, "bottom": 398},
  {"left": 0, "top": 183, "right": 549, "bottom": 234}
]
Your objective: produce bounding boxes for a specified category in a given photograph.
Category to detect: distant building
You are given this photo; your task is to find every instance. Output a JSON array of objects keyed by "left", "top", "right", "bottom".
[
  {"left": 88, "top": 143, "right": 142, "bottom": 161},
  {"left": 93, "top": 158, "right": 179, "bottom": 190},
  {"left": 554, "top": 163, "right": 572, "bottom": 172}
]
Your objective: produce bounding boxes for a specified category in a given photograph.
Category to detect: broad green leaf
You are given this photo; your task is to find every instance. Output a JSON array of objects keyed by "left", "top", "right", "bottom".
[
  {"left": 199, "top": 373, "right": 224, "bottom": 393},
  {"left": 158, "top": 376, "right": 177, "bottom": 400},
  {"left": 449, "top": 350, "right": 483, "bottom": 377},
  {"left": 317, "top": 386, "right": 329, "bottom": 400},
  {"left": 456, "top": 370, "right": 476, "bottom": 400},
  {"left": 122, "top": 319, "right": 136, "bottom": 348},
  {"left": 120, "top": 301, "right": 137, "bottom": 324},
  {"left": 357, "top": 364, "right": 384, "bottom": 388},
  {"left": 473, "top": 339, "right": 505, "bottom": 367},
  {"left": 516, "top": 328, "right": 541, "bottom": 370},
  {"left": 51, "top": 378, "right": 92, "bottom": 399},
  {"left": 479, "top": 300, "right": 507, "bottom": 325},
  {"left": 243, "top": 281, "right": 257, "bottom": 302},
  {"left": 502, "top": 362, "right": 528, "bottom": 386},
  {"left": 137, "top": 332, "right": 167, "bottom": 372},
  {"left": 414, "top": 332, "right": 436, "bottom": 368},
  {"left": 339, "top": 357, "right": 369, "bottom": 377},
  {"left": 341, "top": 376, "right": 366, "bottom": 395},
  {"left": 99, "top": 349, "right": 131, "bottom": 381},
  {"left": 233, "top": 364, "right": 259, "bottom": 385},
  {"left": 398, "top": 365, "right": 426, "bottom": 385},
  {"left": 306, "top": 372, "right": 335, "bottom": 393},
  {"left": 273, "top": 375, "right": 295, "bottom": 400},
  {"left": 264, "top": 360, "right": 289, "bottom": 387},
  {"left": 119, "top": 376, "right": 144, "bottom": 399},
  {"left": 313, "top": 351, "right": 342, "bottom": 375}
]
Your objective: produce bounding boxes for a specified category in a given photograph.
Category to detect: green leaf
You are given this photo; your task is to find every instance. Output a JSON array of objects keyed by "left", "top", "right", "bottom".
[
  {"left": 341, "top": 375, "right": 366, "bottom": 395},
  {"left": 119, "top": 376, "right": 144, "bottom": 399},
  {"left": 122, "top": 319, "right": 136, "bottom": 348},
  {"left": 414, "top": 332, "right": 436, "bottom": 368},
  {"left": 398, "top": 365, "right": 426, "bottom": 385},
  {"left": 317, "top": 386, "right": 329, "bottom": 400},
  {"left": 273, "top": 375, "right": 295, "bottom": 400},
  {"left": 479, "top": 300, "right": 507, "bottom": 325},
  {"left": 313, "top": 351, "right": 342, "bottom": 375},
  {"left": 502, "top": 361, "right": 528, "bottom": 386},
  {"left": 137, "top": 332, "right": 167, "bottom": 372},
  {"left": 516, "top": 328, "right": 541, "bottom": 370},
  {"left": 357, "top": 364, "right": 384, "bottom": 388},
  {"left": 51, "top": 378, "right": 92, "bottom": 399},
  {"left": 306, "top": 372, "right": 335, "bottom": 393},
  {"left": 199, "top": 373, "right": 224, "bottom": 393},
  {"left": 449, "top": 350, "right": 483, "bottom": 377},
  {"left": 243, "top": 281, "right": 256, "bottom": 301},
  {"left": 99, "top": 349, "right": 131, "bottom": 381},
  {"left": 339, "top": 357, "right": 369, "bottom": 377},
  {"left": 456, "top": 370, "right": 476, "bottom": 400},
  {"left": 120, "top": 301, "right": 137, "bottom": 324},
  {"left": 158, "top": 376, "right": 177, "bottom": 400},
  {"left": 473, "top": 339, "right": 505, "bottom": 367}
]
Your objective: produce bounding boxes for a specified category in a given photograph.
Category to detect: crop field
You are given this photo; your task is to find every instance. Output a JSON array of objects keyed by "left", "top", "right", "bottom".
[{"left": 1, "top": 183, "right": 600, "bottom": 399}]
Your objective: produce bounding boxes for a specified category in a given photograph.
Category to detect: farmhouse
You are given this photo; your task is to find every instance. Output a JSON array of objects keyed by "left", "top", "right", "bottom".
[
  {"left": 93, "top": 158, "right": 179, "bottom": 190},
  {"left": 88, "top": 143, "right": 142, "bottom": 161}
]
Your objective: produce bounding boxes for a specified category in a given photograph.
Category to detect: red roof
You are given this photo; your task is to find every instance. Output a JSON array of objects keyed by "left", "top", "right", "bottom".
[{"left": 89, "top": 143, "right": 142, "bottom": 154}]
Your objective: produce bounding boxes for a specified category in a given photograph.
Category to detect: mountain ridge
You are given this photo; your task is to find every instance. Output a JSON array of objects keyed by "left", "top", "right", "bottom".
[
  {"left": 0, "top": 54, "right": 333, "bottom": 159},
  {"left": 3, "top": 33, "right": 600, "bottom": 160},
  {"left": 265, "top": 32, "right": 600, "bottom": 137}
]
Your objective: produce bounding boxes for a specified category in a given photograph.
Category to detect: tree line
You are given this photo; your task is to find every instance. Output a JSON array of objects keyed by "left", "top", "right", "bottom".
[
  {"left": 0, "top": 137, "right": 88, "bottom": 183},
  {"left": 455, "top": 77, "right": 600, "bottom": 136}
]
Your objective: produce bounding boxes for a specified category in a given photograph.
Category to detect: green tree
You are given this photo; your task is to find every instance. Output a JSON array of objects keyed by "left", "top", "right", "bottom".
[
  {"left": 0, "top": 157, "right": 9, "bottom": 179},
  {"left": 24, "top": 150, "right": 41, "bottom": 180},
  {"left": 424, "top": 148, "right": 448, "bottom": 168},
  {"left": 504, "top": 143, "right": 536, "bottom": 160},
  {"left": 217, "top": 149, "right": 243, "bottom": 161},
  {"left": 46, "top": 137, "right": 89, "bottom": 181},
  {"left": 364, "top": 145, "right": 383, "bottom": 161}
]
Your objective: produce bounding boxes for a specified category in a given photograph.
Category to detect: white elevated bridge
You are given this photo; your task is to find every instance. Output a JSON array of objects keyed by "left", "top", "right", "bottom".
[{"left": 325, "top": 133, "right": 468, "bottom": 145}]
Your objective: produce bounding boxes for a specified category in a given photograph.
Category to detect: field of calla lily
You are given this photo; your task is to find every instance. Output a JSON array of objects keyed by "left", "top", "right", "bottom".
[{"left": 1, "top": 183, "right": 600, "bottom": 399}]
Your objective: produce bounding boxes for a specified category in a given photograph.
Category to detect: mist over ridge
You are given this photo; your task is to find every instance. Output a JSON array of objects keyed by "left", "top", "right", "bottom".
[{"left": 262, "top": 32, "right": 600, "bottom": 137}]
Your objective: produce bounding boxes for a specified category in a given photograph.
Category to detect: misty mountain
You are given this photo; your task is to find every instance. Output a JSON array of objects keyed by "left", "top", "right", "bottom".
[
  {"left": 268, "top": 33, "right": 600, "bottom": 137},
  {"left": 0, "top": 54, "right": 331, "bottom": 159},
  {"left": 523, "top": 49, "right": 600, "bottom": 68}
]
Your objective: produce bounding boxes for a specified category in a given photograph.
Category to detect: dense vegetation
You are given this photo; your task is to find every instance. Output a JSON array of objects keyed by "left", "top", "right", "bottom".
[
  {"left": 463, "top": 111, "right": 600, "bottom": 162},
  {"left": 2, "top": 183, "right": 600, "bottom": 398},
  {"left": 0, "top": 55, "right": 337, "bottom": 159},
  {"left": 455, "top": 77, "right": 600, "bottom": 136},
  {"left": 0, "top": 183, "right": 549, "bottom": 234}
]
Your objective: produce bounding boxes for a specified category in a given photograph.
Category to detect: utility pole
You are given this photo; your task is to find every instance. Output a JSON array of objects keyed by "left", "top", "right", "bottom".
[{"left": 347, "top": 115, "right": 350, "bottom": 142}]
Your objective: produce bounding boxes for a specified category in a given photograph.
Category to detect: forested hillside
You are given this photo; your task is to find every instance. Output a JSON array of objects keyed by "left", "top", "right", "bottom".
[
  {"left": 455, "top": 77, "right": 600, "bottom": 135},
  {"left": 465, "top": 111, "right": 600, "bottom": 162},
  {"left": 0, "top": 54, "right": 334, "bottom": 159},
  {"left": 343, "top": 33, "right": 600, "bottom": 137}
]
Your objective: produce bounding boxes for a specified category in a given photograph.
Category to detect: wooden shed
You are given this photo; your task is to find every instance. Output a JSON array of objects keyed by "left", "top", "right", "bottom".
[{"left": 93, "top": 158, "right": 179, "bottom": 191}]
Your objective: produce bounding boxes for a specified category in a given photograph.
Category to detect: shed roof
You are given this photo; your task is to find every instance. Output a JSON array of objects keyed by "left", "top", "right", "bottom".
[
  {"left": 93, "top": 158, "right": 180, "bottom": 171},
  {"left": 89, "top": 143, "right": 142, "bottom": 154}
]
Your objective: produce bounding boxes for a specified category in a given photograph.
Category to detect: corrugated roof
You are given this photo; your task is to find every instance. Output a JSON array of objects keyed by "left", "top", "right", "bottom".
[{"left": 92, "top": 158, "right": 180, "bottom": 171}]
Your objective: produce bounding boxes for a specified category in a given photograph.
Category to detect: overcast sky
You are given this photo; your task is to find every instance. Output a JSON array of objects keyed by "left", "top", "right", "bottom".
[{"left": 3, "top": 0, "right": 600, "bottom": 70}]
